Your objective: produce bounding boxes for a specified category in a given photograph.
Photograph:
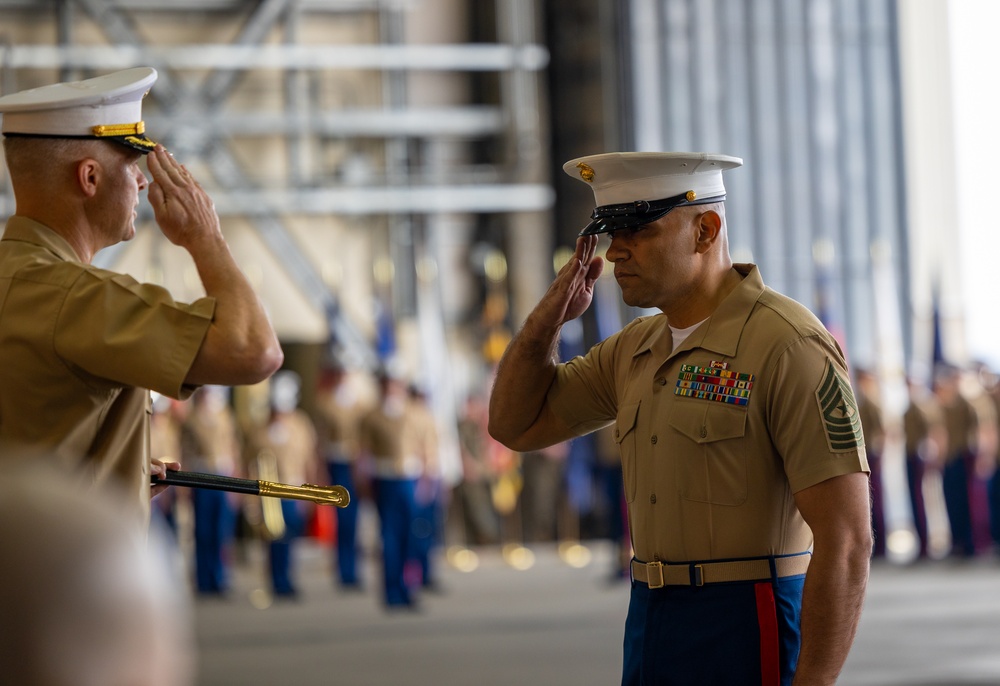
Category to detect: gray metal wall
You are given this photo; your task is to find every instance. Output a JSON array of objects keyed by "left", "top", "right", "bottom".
[{"left": 551, "top": 0, "right": 910, "bottom": 371}]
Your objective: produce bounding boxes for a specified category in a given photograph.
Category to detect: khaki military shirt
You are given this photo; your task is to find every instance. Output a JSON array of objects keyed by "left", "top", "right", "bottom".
[
  {"left": 181, "top": 405, "right": 239, "bottom": 475},
  {"left": 316, "top": 390, "right": 364, "bottom": 463},
  {"left": 858, "top": 391, "right": 884, "bottom": 456},
  {"left": 0, "top": 217, "right": 214, "bottom": 522},
  {"left": 903, "top": 394, "right": 944, "bottom": 457},
  {"left": 250, "top": 410, "right": 317, "bottom": 485},
  {"left": 940, "top": 394, "right": 977, "bottom": 461},
  {"left": 548, "top": 264, "right": 869, "bottom": 564},
  {"left": 359, "top": 401, "right": 427, "bottom": 478}
]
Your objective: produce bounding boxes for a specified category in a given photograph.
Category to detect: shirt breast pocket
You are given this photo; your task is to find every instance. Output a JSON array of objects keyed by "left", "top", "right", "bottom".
[
  {"left": 614, "top": 402, "right": 640, "bottom": 504},
  {"left": 669, "top": 402, "right": 748, "bottom": 506}
]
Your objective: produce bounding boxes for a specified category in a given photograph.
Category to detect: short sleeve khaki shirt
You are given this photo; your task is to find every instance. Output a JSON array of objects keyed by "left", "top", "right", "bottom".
[
  {"left": 548, "top": 264, "right": 869, "bottom": 564},
  {"left": 249, "top": 410, "right": 318, "bottom": 485},
  {"left": 0, "top": 217, "right": 215, "bottom": 521}
]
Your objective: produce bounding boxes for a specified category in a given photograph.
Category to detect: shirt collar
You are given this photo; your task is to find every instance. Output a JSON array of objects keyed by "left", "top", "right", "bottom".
[
  {"left": 2, "top": 215, "right": 83, "bottom": 262},
  {"left": 632, "top": 263, "right": 764, "bottom": 359}
]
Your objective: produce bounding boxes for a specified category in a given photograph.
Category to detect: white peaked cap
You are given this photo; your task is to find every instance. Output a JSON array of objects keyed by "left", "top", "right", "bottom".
[
  {"left": 0, "top": 67, "right": 158, "bottom": 153},
  {"left": 562, "top": 152, "right": 743, "bottom": 235}
]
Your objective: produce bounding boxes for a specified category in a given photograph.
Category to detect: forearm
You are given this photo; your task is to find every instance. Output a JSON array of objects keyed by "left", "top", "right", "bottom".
[
  {"left": 793, "top": 543, "right": 870, "bottom": 684},
  {"left": 488, "top": 234, "right": 603, "bottom": 450},
  {"left": 145, "top": 145, "right": 283, "bottom": 386},
  {"left": 488, "top": 314, "right": 562, "bottom": 450},
  {"left": 186, "top": 233, "right": 283, "bottom": 385}
]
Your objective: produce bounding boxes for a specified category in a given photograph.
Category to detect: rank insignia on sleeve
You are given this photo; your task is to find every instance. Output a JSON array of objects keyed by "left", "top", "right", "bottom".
[
  {"left": 815, "top": 359, "right": 864, "bottom": 451},
  {"left": 674, "top": 363, "right": 754, "bottom": 406}
]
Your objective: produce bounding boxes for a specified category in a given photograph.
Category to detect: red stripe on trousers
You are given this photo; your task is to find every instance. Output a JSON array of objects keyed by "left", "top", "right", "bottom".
[{"left": 755, "top": 581, "right": 780, "bottom": 686}]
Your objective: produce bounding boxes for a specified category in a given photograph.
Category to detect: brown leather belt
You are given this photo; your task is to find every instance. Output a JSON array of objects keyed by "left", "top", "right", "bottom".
[{"left": 631, "top": 554, "right": 811, "bottom": 588}]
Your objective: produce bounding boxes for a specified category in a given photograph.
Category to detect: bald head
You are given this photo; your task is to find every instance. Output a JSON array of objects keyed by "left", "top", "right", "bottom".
[{"left": 0, "top": 462, "right": 194, "bottom": 686}]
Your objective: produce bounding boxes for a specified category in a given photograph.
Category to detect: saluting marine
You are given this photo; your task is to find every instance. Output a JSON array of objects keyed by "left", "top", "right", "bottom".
[
  {"left": 489, "top": 152, "right": 872, "bottom": 685},
  {"left": 0, "top": 68, "right": 282, "bottom": 525}
]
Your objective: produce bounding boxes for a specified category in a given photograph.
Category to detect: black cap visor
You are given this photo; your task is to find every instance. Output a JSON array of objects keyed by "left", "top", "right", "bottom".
[
  {"left": 2, "top": 131, "right": 158, "bottom": 154},
  {"left": 578, "top": 192, "right": 725, "bottom": 236}
]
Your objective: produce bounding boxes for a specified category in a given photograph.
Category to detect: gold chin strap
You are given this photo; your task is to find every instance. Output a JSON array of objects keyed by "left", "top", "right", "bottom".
[{"left": 91, "top": 121, "right": 145, "bottom": 137}]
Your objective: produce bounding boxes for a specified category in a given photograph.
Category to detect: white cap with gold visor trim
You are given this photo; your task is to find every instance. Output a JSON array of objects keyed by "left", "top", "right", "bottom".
[
  {"left": 563, "top": 151, "right": 743, "bottom": 236},
  {"left": 0, "top": 67, "right": 158, "bottom": 154}
]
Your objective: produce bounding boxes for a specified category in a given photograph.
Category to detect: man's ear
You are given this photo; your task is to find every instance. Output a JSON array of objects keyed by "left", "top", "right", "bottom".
[
  {"left": 75, "top": 158, "right": 101, "bottom": 198},
  {"left": 694, "top": 209, "right": 722, "bottom": 253}
]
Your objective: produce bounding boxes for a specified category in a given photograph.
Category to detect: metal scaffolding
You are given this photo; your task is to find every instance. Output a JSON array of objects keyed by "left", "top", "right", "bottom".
[{"left": 0, "top": 0, "right": 553, "bottom": 374}]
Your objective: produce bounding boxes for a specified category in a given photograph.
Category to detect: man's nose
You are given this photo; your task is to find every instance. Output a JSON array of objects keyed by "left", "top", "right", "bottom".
[{"left": 605, "top": 236, "right": 625, "bottom": 261}]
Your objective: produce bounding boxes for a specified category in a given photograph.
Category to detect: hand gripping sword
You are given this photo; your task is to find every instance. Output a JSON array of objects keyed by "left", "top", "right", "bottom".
[{"left": 151, "top": 470, "right": 350, "bottom": 507}]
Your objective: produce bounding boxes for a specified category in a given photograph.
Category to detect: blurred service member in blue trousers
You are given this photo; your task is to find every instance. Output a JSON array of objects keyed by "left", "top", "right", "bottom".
[
  {"left": 934, "top": 363, "right": 983, "bottom": 557},
  {"left": 181, "top": 385, "right": 241, "bottom": 596},
  {"left": 248, "top": 370, "right": 320, "bottom": 597},
  {"left": 488, "top": 152, "right": 872, "bottom": 685},
  {"left": 359, "top": 366, "right": 425, "bottom": 610},
  {"left": 903, "top": 376, "right": 946, "bottom": 560},
  {"left": 408, "top": 383, "right": 443, "bottom": 592},
  {"left": 316, "top": 363, "right": 368, "bottom": 590}
]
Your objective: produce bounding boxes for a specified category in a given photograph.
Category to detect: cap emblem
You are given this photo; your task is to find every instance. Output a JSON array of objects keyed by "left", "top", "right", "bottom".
[
  {"left": 577, "top": 162, "right": 595, "bottom": 182},
  {"left": 685, "top": 190, "right": 697, "bottom": 202}
]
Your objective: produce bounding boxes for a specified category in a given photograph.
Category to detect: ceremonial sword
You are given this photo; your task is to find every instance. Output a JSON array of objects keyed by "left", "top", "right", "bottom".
[{"left": 151, "top": 470, "right": 350, "bottom": 507}]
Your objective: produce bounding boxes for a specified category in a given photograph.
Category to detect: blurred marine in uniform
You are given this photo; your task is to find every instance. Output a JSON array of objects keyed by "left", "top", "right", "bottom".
[
  {"left": 180, "top": 385, "right": 241, "bottom": 596},
  {"left": 248, "top": 370, "right": 319, "bottom": 598},
  {"left": 934, "top": 363, "right": 981, "bottom": 557},
  {"left": 489, "top": 152, "right": 872, "bottom": 685},
  {"left": 902, "top": 376, "right": 946, "bottom": 560},
  {"left": 0, "top": 68, "right": 283, "bottom": 525},
  {"left": 407, "top": 383, "right": 442, "bottom": 591},
  {"left": 358, "top": 367, "right": 424, "bottom": 610},
  {"left": 315, "top": 363, "right": 366, "bottom": 590}
]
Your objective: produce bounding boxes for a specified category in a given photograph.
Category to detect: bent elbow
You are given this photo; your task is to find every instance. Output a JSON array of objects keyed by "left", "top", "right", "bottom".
[
  {"left": 247, "top": 340, "right": 284, "bottom": 384},
  {"left": 260, "top": 344, "right": 285, "bottom": 381},
  {"left": 225, "top": 339, "right": 284, "bottom": 386},
  {"left": 487, "top": 420, "right": 515, "bottom": 450},
  {"left": 487, "top": 421, "right": 541, "bottom": 453}
]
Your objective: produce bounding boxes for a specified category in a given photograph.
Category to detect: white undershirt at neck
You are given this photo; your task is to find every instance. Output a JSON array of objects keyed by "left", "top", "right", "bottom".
[{"left": 669, "top": 317, "right": 708, "bottom": 350}]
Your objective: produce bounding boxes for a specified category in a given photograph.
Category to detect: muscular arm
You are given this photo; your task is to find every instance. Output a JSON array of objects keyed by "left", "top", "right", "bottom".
[
  {"left": 146, "top": 146, "right": 283, "bottom": 386},
  {"left": 488, "top": 236, "right": 603, "bottom": 452},
  {"left": 792, "top": 471, "right": 872, "bottom": 685}
]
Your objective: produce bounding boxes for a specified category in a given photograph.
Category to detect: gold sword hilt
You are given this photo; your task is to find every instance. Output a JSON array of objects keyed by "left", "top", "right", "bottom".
[{"left": 257, "top": 481, "right": 351, "bottom": 507}]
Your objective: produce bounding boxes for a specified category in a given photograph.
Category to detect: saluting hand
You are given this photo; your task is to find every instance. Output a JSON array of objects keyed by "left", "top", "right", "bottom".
[
  {"left": 534, "top": 235, "right": 604, "bottom": 327},
  {"left": 146, "top": 145, "right": 222, "bottom": 249}
]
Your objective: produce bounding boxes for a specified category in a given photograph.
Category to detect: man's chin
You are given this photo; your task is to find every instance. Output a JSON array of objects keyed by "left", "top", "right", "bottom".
[{"left": 618, "top": 288, "right": 645, "bottom": 309}]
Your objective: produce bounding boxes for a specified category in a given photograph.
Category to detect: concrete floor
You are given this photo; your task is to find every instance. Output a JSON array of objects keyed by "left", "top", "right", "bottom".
[{"left": 185, "top": 537, "right": 1000, "bottom": 686}]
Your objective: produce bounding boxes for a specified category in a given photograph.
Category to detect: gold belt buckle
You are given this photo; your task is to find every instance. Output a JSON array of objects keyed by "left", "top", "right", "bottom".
[{"left": 647, "top": 561, "right": 665, "bottom": 589}]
